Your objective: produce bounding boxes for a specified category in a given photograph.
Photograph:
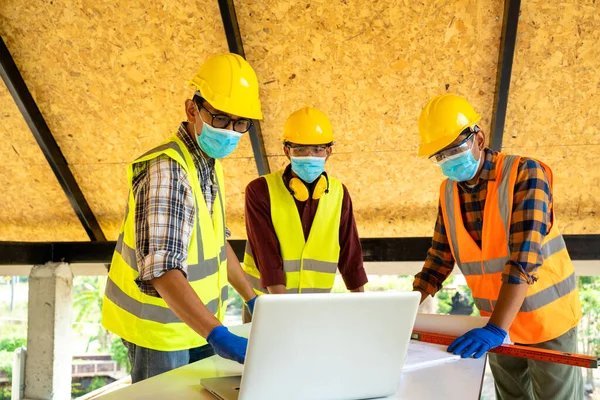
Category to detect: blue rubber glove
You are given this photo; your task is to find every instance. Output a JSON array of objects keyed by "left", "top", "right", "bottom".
[
  {"left": 447, "top": 323, "right": 507, "bottom": 359},
  {"left": 206, "top": 326, "right": 248, "bottom": 364},
  {"left": 246, "top": 296, "right": 258, "bottom": 316}
]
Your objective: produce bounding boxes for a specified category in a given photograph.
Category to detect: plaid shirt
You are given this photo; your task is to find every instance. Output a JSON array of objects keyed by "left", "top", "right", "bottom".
[
  {"left": 131, "top": 123, "right": 230, "bottom": 296},
  {"left": 414, "top": 148, "right": 552, "bottom": 296}
]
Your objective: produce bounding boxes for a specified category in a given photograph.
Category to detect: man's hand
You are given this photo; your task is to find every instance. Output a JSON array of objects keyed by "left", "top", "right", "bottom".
[
  {"left": 206, "top": 326, "right": 248, "bottom": 364},
  {"left": 245, "top": 295, "right": 258, "bottom": 315},
  {"left": 447, "top": 323, "right": 507, "bottom": 359}
]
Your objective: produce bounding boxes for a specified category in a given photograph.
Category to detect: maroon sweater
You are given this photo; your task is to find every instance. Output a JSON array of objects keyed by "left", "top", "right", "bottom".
[{"left": 244, "top": 166, "right": 368, "bottom": 290}]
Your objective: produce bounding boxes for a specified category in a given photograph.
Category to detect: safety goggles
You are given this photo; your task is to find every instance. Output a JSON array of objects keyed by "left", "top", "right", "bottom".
[
  {"left": 429, "top": 127, "right": 479, "bottom": 165},
  {"left": 285, "top": 142, "right": 332, "bottom": 157},
  {"left": 196, "top": 98, "right": 254, "bottom": 133}
]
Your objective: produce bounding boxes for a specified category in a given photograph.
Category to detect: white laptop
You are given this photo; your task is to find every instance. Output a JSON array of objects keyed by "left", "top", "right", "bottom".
[{"left": 201, "top": 291, "right": 420, "bottom": 400}]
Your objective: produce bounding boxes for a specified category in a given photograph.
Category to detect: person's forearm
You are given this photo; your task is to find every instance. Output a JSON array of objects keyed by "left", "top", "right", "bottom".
[
  {"left": 267, "top": 285, "right": 286, "bottom": 294},
  {"left": 226, "top": 242, "right": 256, "bottom": 302},
  {"left": 350, "top": 286, "right": 364, "bottom": 292},
  {"left": 414, "top": 288, "right": 429, "bottom": 304},
  {"left": 151, "top": 269, "right": 221, "bottom": 338},
  {"left": 488, "top": 282, "right": 529, "bottom": 331}
]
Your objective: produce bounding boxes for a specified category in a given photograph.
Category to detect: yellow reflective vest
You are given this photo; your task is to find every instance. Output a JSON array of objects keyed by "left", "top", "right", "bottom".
[
  {"left": 243, "top": 170, "right": 343, "bottom": 294},
  {"left": 101, "top": 135, "right": 228, "bottom": 351}
]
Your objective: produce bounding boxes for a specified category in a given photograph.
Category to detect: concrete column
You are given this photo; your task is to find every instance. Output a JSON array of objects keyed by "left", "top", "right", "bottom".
[{"left": 24, "top": 263, "right": 73, "bottom": 400}]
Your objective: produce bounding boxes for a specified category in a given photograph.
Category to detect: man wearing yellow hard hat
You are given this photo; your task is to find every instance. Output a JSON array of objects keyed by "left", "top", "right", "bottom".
[
  {"left": 242, "top": 106, "right": 367, "bottom": 313},
  {"left": 412, "top": 94, "right": 583, "bottom": 399},
  {"left": 102, "top": 53, "right": 260, "bottom": 382}
]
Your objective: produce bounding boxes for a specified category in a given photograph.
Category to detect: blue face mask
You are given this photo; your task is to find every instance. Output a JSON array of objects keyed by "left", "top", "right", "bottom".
[
  {"left": 291, "top": 156, "right": 326, "bottom": 183},
  {"left": 197, "top": 122, "right": 242, "bottom": 159},
  {"left": 440, "top": 150, "right": 482, "bottom": 182}
]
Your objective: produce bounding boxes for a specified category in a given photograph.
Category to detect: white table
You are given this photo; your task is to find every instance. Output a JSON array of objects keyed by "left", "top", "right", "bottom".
[{"left": 100, "top": 325, "right": 486, "bottom": 400}]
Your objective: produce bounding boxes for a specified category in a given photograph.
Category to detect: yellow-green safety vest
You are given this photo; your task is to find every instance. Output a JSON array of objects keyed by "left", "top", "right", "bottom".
[
  {"left": 243, "top": 170, "right": 343, "bottom": 294},
  {"left": 101, "top": 135, "right": 228, "bottom": 351}
]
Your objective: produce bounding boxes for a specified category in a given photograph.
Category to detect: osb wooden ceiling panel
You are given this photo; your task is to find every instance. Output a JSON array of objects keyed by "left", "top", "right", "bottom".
[
  {"left": 239, "top": 0, "right": 503, "bottom": 237},
  {"left": 0, "top": 0, "right": 246, "bottom": 240},
  {"left": 0, "top": 81, "right": 87, "bottom": 241},
  {"left": 505, "top": 0, "right": 600, "bottom": 148},
  {"left": 1, "top": 0, "right": 597, "bottom": 241},
  {"left": 504, "top": 0, "right": 600, "bottom": 233}
]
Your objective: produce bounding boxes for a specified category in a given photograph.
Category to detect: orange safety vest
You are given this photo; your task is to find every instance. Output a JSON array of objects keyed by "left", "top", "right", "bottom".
[{"left": 440, "top": 153, "right": 581, "bottom": 344}]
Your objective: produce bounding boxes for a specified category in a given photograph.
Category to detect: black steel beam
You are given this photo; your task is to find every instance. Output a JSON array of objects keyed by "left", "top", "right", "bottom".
[
  {"left": 217, "top": 0, "right": 270, "bottom": 176},
  {"left": 0, "top": 36, "right": 106, "bottom": 241},
  {"left": 490, "top": 0, "right": 521, "bottom": 151},
  {"left": 2, "top": 235, "right": 600, "bottom": 266}
]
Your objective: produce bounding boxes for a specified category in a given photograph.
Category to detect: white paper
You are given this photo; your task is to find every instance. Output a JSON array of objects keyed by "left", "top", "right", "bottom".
[{"left": 403, "top": 341, "right": 461, "bottom": 372}]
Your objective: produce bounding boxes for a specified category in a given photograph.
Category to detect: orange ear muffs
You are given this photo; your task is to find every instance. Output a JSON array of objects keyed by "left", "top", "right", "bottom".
[{"left": 288, "top": 175, "right": 328, "bottom": 201}]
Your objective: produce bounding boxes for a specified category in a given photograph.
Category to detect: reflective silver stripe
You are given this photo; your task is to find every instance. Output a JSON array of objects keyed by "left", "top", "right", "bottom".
[
  {"left": 215, "top": 170, "right": 227, "bottom": 247},
  {"left": 542, "top": 235, "right": 566, "bottom": 259},
  {"left": 244, "top": 273, "right": 331, "bottom": 294},
  {"left": 205, "top": 297, "right": 219, "bottom": 314},
  {"left": 302, "top": 259, "right": 338, "bottom": 274},
  {"left": 219, "top": 245, "right": 227, "bottom": 264},
  {"left": 520, "top": 273, "right": 577, "bottom": 312},
  {"left": 187, "top": 258, "right": 219, "bottom": 281},
  {"left": 497, "top": 155, "right": 519, "bottom": 234},
  {"left": 472, "top": 273, "right": 577, "bottom": 314},
  {"left": 106, "top": 277, "right": 224, "bottom": 322},
  {"left": 137, "top": 142, "right": 187, "bottom": 163},
  {"left": 443, "top": 179, "right": 461, "bottom": 262},
  {"left": 297, "top": 288, "right": 332, "bottom": 294},
  {"left": 221, "top": 285, "right": 229, "bottom": 303},
  {"left": 458, "top": 261, "right": 481, "bottom": 276},
  {"left": 105, "top": 277, "right": 181, "bottom": 324},
  {"left": 244, "top": 241, "right": 253, "bottom": 258},
  {"left": 115, "top": 232, "right": 137, "bottom": 272},
  {"left": 283, "top": 260, "right": 301, "bottom": 273},
  {"left": 473, "top": 297, "right": 493, "bottom": 312},
  {"left": 460, "top": 256, "right": 508, "bottom": 276},
  {"left": 206, "top": 286, "right": 228, "bottom": 313}
]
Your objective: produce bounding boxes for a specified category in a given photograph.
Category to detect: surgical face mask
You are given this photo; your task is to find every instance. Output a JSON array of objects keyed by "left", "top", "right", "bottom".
[
  {"left": 194, "top": 111, "right": 242, "bottom": 159},
  {"left": 439, "top": 148, "right": 483, "bottom": 182},
  {"left": 290, "top": 156, "right": 326, "bottom": 183}
]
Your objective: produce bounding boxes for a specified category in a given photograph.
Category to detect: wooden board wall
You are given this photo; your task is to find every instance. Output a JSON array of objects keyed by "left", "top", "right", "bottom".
[
  {"left": 0, "top": 80, "right": 88, "bottom": 241},
  {"left": 504, "top": 0, "right": 600, "bottom": 234},
  {"left": 0, "top": 0, "right": 247, "bottom": 240},
  {"left": 0, "top": 0, "right": 598, "bottom": 242},
  {"left": 238, "top": 0, "right": 503, "bottom": 237}
]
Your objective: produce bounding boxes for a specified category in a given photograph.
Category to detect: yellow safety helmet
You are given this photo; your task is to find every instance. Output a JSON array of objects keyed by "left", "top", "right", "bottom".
[
  {"left": 417, "top": 94, "right": 481, "bottom": 157},
  {"left": 188, "top": 53, "right": 263, "bottom": 120},
  {"left": 282, "top": 106, "right": 333, "bottom": 145}
]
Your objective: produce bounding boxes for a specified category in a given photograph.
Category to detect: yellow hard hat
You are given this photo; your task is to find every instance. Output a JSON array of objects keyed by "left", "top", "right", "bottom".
[
  {"left": 188, "top": 53, "right": 263, "bottom": 120},
  {"left": 282, "top": 107, "right": 333, "bottom": 145},
  {"left": 417, "top": 94, "right": 481, "bottom": 157}
]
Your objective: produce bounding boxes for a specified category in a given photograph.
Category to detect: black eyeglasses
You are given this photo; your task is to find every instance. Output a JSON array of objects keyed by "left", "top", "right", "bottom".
[{"left": 196, "top": 99, "right": 254, "bottom": 133}]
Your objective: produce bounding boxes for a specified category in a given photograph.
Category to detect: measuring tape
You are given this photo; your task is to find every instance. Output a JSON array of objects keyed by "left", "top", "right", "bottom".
[{"left": 411, "top": 330, "right": 598, "bottom": 369}]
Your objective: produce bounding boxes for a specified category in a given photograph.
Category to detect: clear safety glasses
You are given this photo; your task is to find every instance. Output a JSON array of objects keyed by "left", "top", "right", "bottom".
[
  {"left": 285, "top": 143, "right": 331, "bottom": 157},
  {"left": 429, "top": 127, "right": 479, "bottom": 165}
]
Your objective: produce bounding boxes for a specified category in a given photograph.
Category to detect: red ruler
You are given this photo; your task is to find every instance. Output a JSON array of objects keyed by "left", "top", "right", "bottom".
[{"left": 411, "top": 330, "right": 598, "bottom": 369}]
